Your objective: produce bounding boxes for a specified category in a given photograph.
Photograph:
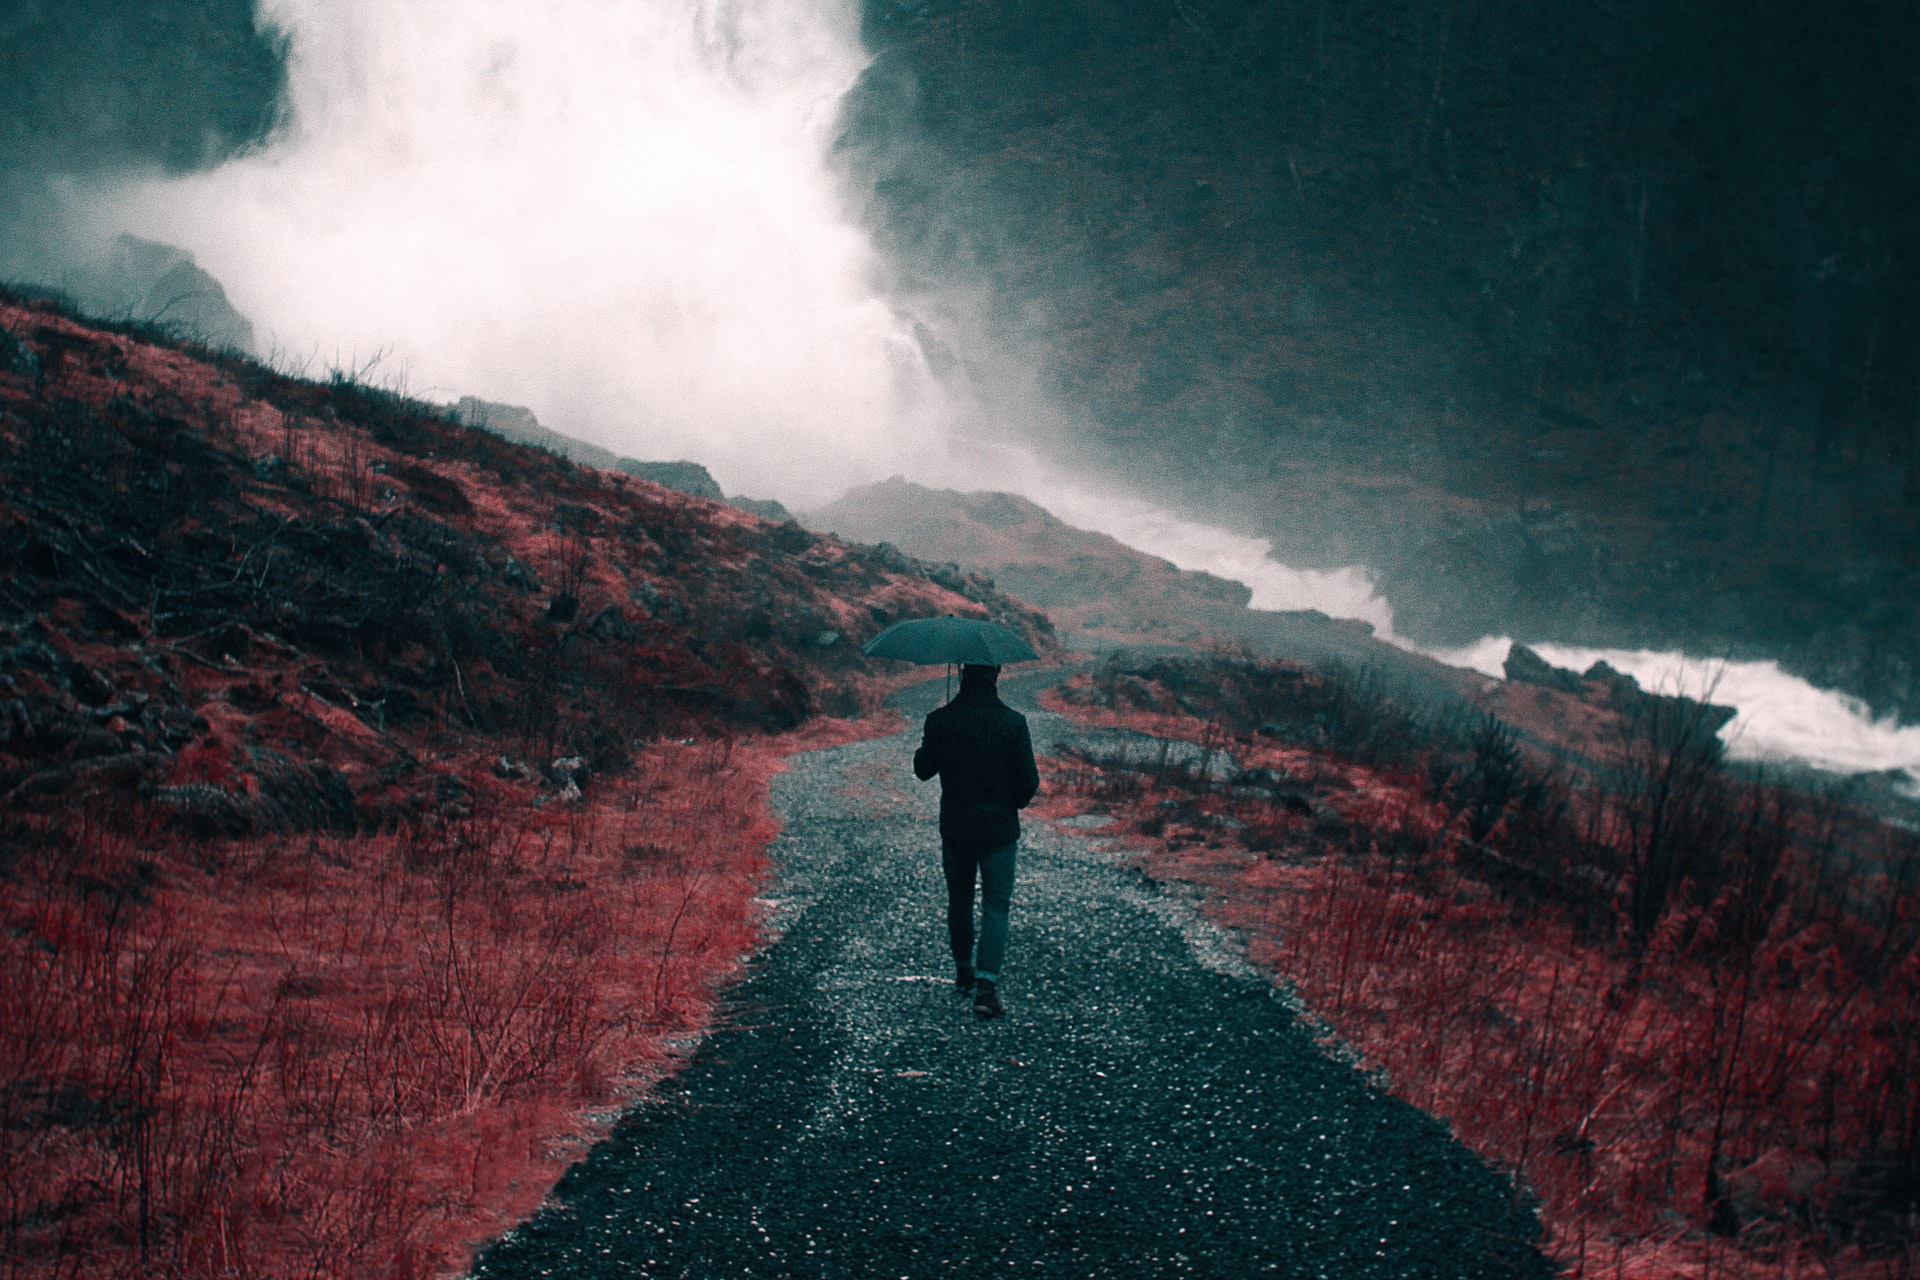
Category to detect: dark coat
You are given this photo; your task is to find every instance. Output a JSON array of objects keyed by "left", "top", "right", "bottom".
[{"left": 913, "top": 684, "right": 1040, "bottom": 853}]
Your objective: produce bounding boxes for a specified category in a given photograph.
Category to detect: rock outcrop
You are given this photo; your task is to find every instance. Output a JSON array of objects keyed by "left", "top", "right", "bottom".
[
  {"left": 80, "top": 235, "right": 256, "bottom": 352},
  {"left": 1503, "top": 643, "right": 1737, "bottom": 738},
  {"left": 453, "top": 397, "right": 725, "bottom": 501}
]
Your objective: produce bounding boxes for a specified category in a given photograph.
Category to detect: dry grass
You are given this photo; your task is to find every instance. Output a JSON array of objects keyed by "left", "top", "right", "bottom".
[
  {"left": 0, "top": 729, "right": 874, "bottom": 1278},
  {"left": 0, "top": 295, "right": 990, "bottom": 1278},
  {"left": 1041, "top": 656, "right": 1920, "bottom": 1278}
]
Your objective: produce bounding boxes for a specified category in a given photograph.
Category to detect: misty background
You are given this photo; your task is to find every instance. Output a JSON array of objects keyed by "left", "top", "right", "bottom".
[
  {"left": 2, "top": 0, "right": 1917, "bottom": 763},
  {"left": 837, "top": 0, "right": 1920, "bottom": 715}
]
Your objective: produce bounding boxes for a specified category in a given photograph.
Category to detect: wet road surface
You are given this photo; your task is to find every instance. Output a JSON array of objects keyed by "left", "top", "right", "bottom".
[{"left": 472, "top": 673, "right": 1550, "bottom": 1278}]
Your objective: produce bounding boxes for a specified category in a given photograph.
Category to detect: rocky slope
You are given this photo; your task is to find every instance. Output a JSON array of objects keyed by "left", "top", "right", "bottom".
[
  {"left": 813, "top": 479, "right": 1253, "bottom": 640},
  {"left": 811, "top": 477, "right": 1474, "bottom": 697},
  {"left": 0, "top": 292, "right": 1056, "bottom": 1277},
  {"left": 0, "top": 297, "right": 1054, "bottom": 830}
]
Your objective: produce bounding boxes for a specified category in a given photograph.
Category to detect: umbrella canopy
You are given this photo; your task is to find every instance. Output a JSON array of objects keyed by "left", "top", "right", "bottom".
[{"left": 862, "top": 615, "right": 1039, "bottom": 666}]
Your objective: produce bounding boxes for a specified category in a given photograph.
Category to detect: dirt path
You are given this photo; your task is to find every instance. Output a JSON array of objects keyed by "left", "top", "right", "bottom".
[{"left": 471, "top": 673, "right": 1550, "bottom": 1278}]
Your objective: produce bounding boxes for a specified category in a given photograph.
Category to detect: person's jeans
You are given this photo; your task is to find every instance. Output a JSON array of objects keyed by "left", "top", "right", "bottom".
[{"left": 944, "top": 841, "right": 1017, "bottom": 983}]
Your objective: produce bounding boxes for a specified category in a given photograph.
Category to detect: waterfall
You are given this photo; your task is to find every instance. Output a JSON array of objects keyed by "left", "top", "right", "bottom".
[
  {"left": 65, "top": 0, "right": 946, "bottom": 506},
  {"left": 51, "top": 1, "right": 1919, "bottom": 789}
]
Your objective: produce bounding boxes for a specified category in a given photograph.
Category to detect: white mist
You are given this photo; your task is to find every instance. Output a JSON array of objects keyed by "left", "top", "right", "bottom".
[{"left": 65, "top": 0, "right": 946, "bottom": 507}]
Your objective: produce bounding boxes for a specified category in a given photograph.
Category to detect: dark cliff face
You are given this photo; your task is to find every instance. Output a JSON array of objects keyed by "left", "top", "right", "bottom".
[
  {"left": 0, "top": 0, "right": 284, "bottom": 274},
  {"left": 0, "top": 3, "right": 282, "bottom": 174},
  {"left": 839, "top": 0, "right": 1920, "bottom": 720}
]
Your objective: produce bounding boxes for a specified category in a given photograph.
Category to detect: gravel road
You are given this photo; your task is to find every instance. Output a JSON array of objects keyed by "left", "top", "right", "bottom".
[{"left": 472, "top": 672, "right": 1551, "bottom": 1278}]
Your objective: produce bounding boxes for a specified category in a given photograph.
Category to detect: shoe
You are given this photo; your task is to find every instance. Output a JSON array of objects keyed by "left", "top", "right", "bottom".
[
  {"left": 973, "top": 978, "right": 1004, "bottom": 1020},
  {"left": 955, "top": 964, "right": 975, "bottom": 994}
]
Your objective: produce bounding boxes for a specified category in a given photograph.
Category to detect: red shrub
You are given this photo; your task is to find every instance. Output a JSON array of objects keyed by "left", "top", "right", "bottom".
[
  {"left": 0, "top": 297, "right": 985, "bottom": 1278},
  {"left": 1042, "top": 662, "right": 1920, "bottom": 1279},
  {"left": 0, "top": 737, "right": 816, "bottom": 1278}
]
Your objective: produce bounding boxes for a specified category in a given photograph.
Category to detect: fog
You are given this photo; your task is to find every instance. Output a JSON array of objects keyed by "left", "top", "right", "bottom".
[
  {"left": 53, "top": 0, "right": 953, "bottom": 508},
  {"left": 23, "top": 0, "right": 1918, "bottom": 790}
]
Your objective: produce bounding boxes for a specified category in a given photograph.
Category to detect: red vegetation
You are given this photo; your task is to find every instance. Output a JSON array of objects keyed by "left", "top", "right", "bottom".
[
  {"left": 1041, "top": 656, "right": 1920, "bottom": 1278},
  {"left": 0, "top": 295, "right": 1048, "bottom": 1277},
  {"left": 5, "top": 743, "right": 778, "bottom": 1276}
]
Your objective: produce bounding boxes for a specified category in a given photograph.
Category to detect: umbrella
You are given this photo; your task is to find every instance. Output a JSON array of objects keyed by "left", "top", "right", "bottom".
[{"left": 863, "top": 615, "right": 1039, "bottom": 666}]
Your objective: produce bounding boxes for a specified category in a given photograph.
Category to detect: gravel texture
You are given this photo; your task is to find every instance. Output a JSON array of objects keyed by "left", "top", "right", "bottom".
[{"left": 472, "top": 673, "right": 1551, "bottom": 1278}]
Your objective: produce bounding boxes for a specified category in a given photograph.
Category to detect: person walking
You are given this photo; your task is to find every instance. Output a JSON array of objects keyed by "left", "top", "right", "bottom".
[{"left": 913, "top": 662, "right": 1040, "bottom": 1019}]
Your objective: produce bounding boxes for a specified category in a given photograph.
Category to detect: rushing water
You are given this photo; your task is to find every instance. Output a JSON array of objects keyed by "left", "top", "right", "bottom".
[
  {"left": 63, "top": 0, "right": 948, "bottom": 508},
  {"left": 1438, "top": 640, "right": 1920, "bottom": 786},
  {"left": 56, "top": 0, "right": 1919, "bottom": 789},
  {"left": 1044, "top": 490, "right": 1920, "bottom": 790}
]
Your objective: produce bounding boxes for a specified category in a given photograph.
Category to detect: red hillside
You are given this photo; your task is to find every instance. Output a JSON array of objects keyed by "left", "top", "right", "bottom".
[{"left": 0, "top": 292, "right": 1054, "bottom": 1278}]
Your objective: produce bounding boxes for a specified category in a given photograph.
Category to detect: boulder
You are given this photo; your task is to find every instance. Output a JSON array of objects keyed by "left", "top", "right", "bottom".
[
  {"left": 0, "top": 327, "right": 39, "bottom": 380},
  {"left": 91, "top": 236, "right": 256, "bottom": 352},
  {"left": 1502, "top": 643, "right": 1586, "bottom": 694},
  {"left": 619, "top": 460, "right": 722, "bottom": 500},
  {"left": 453, "top": 397, "right": 725, "bottom": 499},
  {"left": 729, "top": 494, "right": 794, "bottom": 522},
  {"left": 1585, "top": 660, "right": 1737, "bottom": 736},
  {"left": 456, "top": 397, "right": 622, "bottom": 468}
]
